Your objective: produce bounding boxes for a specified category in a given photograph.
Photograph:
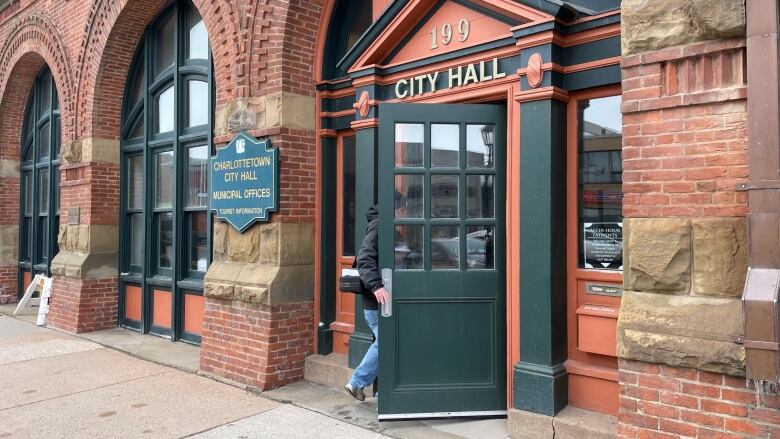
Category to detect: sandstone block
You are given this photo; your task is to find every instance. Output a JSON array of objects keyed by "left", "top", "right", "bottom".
[
  {"left": 50, "top": 250, "right": 118, "bottom": 279},
  {"left": 227, "top": 224, "right": 261, "bottom": 263},
  {"left": 617, "top": 290, "right": 745, "bottom": 375},
  {"left": 625, "top": 218, "right": 691, "bottom": 294},
  {"left": 692, "top": 218, "right": 747, "bottom": 298},
  {"left": 622, "top": 0, "right": 746, "bottom": 55},
  {"left": 0, "top": 159, "right": 19, "bottom": 178},
  {"left": 213, "top": 221, "right": 228, "bottom": 261},
  {"left": 0, "top": 225, "right": 18, "bottom": 247},
  {"left": 215, "top": 92, "right": 315, "bottom": 136}
]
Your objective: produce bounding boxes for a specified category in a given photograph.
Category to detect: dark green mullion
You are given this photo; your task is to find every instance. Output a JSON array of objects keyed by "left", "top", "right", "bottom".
[
  {"left": 29, "top": 78, "right": 39, "bottom": 277},
  {"left": 205, "top": 26, "right": 215, "bottom": 289},
  {"left": 171, "top": 1, "right": 181, "bottom": 342},
  {"left": 142, "top": 28, "right": 153, "bottom": 335},
  {"left": 423, "top": 122, "right": 431, "bottom": 272},
  {"left": 46, "top": 82, "right": 56, "bottom": 276},
  {"left": 318, "top": 136, "right": 336, "bottom": 355},
  {"left": 459, "top": 123, "right": 467, "bottom": 272}
]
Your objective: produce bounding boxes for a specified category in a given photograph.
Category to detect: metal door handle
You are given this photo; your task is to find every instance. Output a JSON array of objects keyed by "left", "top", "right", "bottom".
[{"left": 381, "top": 268, "right": 392, "bottom": 317}]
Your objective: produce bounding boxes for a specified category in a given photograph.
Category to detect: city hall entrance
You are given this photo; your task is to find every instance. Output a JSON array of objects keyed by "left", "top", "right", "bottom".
[{"left": 377, "top": 103, "right": 507, "bottom": 419}]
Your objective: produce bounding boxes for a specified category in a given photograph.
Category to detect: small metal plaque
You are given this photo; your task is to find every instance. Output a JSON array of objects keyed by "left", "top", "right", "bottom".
[
  {"left": 67, "top": 207, "right": 80, "bottom": 225},
  {"left": 586, "top": 283, "right": 623, "bottom": 297}
]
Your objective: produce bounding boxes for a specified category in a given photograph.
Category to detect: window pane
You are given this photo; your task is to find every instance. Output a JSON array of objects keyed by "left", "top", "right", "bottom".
[
  {"left": 156, "top": 86, "right": 174, "bottom": 133},
  {"left": 431, "top": 124, "right": 459, "bottom": 167},
  {"left": 189, "top": 212, "right": 208, "bottom": 272},
  {"left": 39, "top": 123, "right": 50, "bottom": 161},
  {"left": 186, "top": 6, "right": 209, "bottom": 60},
  {"left": 40, "top": 73, "right": 51, "bottom": 114},
  {"left": 342, "top": 136, "right": 356, "bottom": 256},
  {"left": 130, "top": 58, "right": 145, "bottom": 109},
  {"left": 395, "top": 225, "right": 423, "bottom": 269},
  {"left": 54, "top": 167, "right": 60, "bottom": 214},
  {"left": 155, "top": 13, "right": 175, "bottom": 76},
  {"left": 431, "top": 175, "right": 458, "bottom": 218},
  {"left": 23, "top": 142, "right": 33, "bottom": 162},
  {"left": 394, "top": 174, "right": 423, "bottom": 218},
  {"left": 22, "top": 218, "right": 31, "bottom": 261},
  {"left": 130, "top": 212, "right": 144, "bottom": 271},
  {"left": 155, "top": 151, "right": 174, "bottom": 209},
  {"left": 39, "top": 170, "right": 49, "bottom": 215},
  {"left": 129, "top": 117, "right": 145, "bottom": 140},
  {"left": 186, "top": 145, "right": 209, "bottom": 207},
  {"left": 466, "top": 124, "right": 495, "bottom": 168},
  {"left": 23, "top": 173, "right": 33, "bottom": 216},
  {"left": 37, "top": 216, "right": 48, "bottom": 264},
  {"left": 578, "top": 95, "right": 623, "bottom": 270},
  {"left": 347, "top": 2, "right": 372, "bottom": 48},
  {"left": 431, "top": 226, "right": 459, "bottom": 269},
  {"left": 466, "top": 226, "right": 494, "bottom": 269},
  {"left": 187, "top": 81, "right": 208, "bottom": 128},
  {"left": 395, "top": 123, "right": 423, "bottom": 167},
  {"left": 53, "top": 117, "right": 61, "bottom": 158},
  {"left": 157, "top": 212, "right": 173, "bottom": 269},
  {"left": 128, "top": 155, "right": 144, "bottom": 209},
  {"left": 466, "top": 175, "right": 494, "bottom": 218}
]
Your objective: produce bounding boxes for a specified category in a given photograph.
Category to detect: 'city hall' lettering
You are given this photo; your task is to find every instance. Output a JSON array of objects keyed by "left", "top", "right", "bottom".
[{"left": 394, "top": 58, "right": 506, "bottom": 99}]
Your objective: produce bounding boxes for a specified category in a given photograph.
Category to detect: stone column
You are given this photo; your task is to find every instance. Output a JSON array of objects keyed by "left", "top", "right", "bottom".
[
  {"left": 0, "top": 157, "right": 19, "bottom": 304},
  {"left": 48, "top": 138, "right": 120, "bottom": 332}
]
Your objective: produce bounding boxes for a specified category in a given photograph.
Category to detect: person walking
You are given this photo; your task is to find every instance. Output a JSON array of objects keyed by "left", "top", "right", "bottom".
[{"left": 344, "top": 204, "right": 389, "bottom": 401}]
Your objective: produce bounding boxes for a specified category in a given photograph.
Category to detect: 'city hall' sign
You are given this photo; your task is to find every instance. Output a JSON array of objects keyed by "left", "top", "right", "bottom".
[
  {"left": 210, "top": 132, "right": 279, "bottom": 232},
  {"left": 394, "top": 57, "right": 507, "bottom": 99}
]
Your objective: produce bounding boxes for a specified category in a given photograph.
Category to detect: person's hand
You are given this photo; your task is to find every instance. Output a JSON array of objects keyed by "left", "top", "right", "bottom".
[{"left": 374, "top": 287, "right": 390, "bottom": 304}]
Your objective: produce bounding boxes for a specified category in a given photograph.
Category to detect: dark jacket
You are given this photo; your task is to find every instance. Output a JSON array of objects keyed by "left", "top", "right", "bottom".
[{"left": 357, "top": 205, "right": 383, "bottom": 310}]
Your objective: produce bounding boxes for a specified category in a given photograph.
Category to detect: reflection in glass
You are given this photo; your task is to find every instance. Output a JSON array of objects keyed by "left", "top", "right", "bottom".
[
  {"left": 155, "top": 13, "right": 175, "bottom": 76},
  {"left": 347, "top": 1, "right": 372, "bottom": 48},
  {"left": 24, "top": 173, "right": 33, "bottom": 216},
  {"left": 342, "top": 136, "right": 357, "bottom": 256},
  {"left": 156, "top": 87, "right": 174, "bottom": 133},
  {"left": 129, "top": 118, "right": 145, "bottom": 139},
  {"left": 466, "top": 124, "right": 495, "bottom": 168},
  {"left": 128, "top": 155, "right": 144, "bottom": 209},
  {"left": 54, "top": 168, "right": 60, "bottom": 213},
  {"left": 395, "top": 225, "right": 423, "bottom": 269},
  {"left": 54, "top": 120, "right": 61, "bottom": 158},
  {"left": 395, "top": 123, "right": 423, "bottom": 167},
  {"left": 466, "top": 175, "right": 494, "bottom": 218},
  {"left": 187, "top": 145, "right": 209, "bottom": 207},
  {"left": 158, "top": 212, "right": 173, "bottom": 269},
  {"left": 39, "top": 171, "right": 49, "bottom": 214},
  {"left": 394, "top": 174, "right": 423, "bottom": 218},
  {"left": 190, "top": 212, "right": 208, "bottom": 272},
  {"left": 466, "top": 225, "right": 494, "bottom": 269},
  {"left": 23, "top": 143, "right": 33, "bottom": 162},
  {"left": 37, "top": 216, "right": 48, "bottom": 264},
  {"left": 186, "top": 6, "right": 209, "bottom": 60},
  {"left": 130, "top": 212, "right": 144, "bottom": 270},
  {"left": 130, "top": 59, "right": 145, "bottom": 109},
  {"left": 187, "top": 81, "right": 208, "bottom": 127},
  {"left": 431, "top": 124, "right": 459, "bottom": 167},
  {"left": 578, "top": 95, "right": 623, "bottom": 269},
  {"left": 155, "top": 151, "right": 174, "bottom": 208},
  {"left": 431, "top": 226, "right": 459, "bottom": 269},
  {"left": 431, "top": 175, "right": 458, "bottom": 218},
  {"left": 39, "top": 123, "right": 50, "bottom": 160},
  {"left": 40, "top": 73, "right": 51, "bottom": 114}
]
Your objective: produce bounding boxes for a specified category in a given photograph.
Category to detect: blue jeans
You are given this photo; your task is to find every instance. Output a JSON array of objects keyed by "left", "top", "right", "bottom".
[{"left": 349, "top": 309, "right": 378, "bottom": 390}]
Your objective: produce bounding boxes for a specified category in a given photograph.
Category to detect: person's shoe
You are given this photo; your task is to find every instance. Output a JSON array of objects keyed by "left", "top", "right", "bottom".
[{"left": 344, "top": 383, "right": 365, "bottom": 401}]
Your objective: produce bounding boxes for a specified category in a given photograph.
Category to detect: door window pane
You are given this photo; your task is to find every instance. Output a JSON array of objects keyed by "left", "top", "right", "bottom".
[
  {"left": 395, "top": 225, "right": 423, "bottom": 269},
  {"left": 578, "top": 95, "right": 623, "bottom": 270},
  {"left": 342, "top": 136, "right": 357, "bottom": 256},
  {"left": 155, "top": 13, "right": 175, "bottom": 76},
  {"left": 466, "top": 175, "right": 494, "bottom": 218},
  {"left": 130, "top": 212, "right": 144, "bottom": 270},
  {"left": 186, "top": 145, "right": 209, "bottom": 207},
  {"left": 394, "top": 174, "right": 423, "bottom": 218},
  {"left": 39, "top": 171, "right": 49, "bottom": 214},
  {"left": 186, "top": 7, "right": 208, "bottom": 60},
  {"left": 395, "top": 123, "right": 423, "bottom": 167},
  {"left": 431, "top": 124, "right": 459, "bottom": 167},
  {"left": 155, "top": 151, "right": 174, "bottom": 209},
  {"left": 156, "top": 87, "right": 174, "bottom": 133},
  {"left": 38, "top": 123, "right": 50, "bottom": 160},
  {"left": 128, "top": 155, "right": 144, "bottom": 209},
  {"left": 187, "top": 81, "right": 208, "bottom": 128},
  {"left": 431, "top": 175, "right": 458, "bottom": 218},
  {"left": 466, "top": 225, "right": 494, "bottom": 269},
  {"left": 158, "top": 212, "right": 173, "bottom": 269},
  {"left": 466, "top": 124, "right": 495, "bottom": 168},
  {"left": 431, "top": 226, "right": 459, "bottom": 269},
  {"left": 189, "top": 212, "right": 208, "bottom": 273}
]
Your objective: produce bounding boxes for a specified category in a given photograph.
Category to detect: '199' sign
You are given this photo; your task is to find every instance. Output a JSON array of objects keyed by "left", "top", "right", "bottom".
[{"left": 430, "top": 19, "right": 470, "bottom": 49}]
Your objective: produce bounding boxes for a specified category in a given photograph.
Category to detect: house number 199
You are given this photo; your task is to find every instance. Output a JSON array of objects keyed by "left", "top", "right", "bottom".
[{"left": 430, "top": 19, "right": 470, "bottom": 49}]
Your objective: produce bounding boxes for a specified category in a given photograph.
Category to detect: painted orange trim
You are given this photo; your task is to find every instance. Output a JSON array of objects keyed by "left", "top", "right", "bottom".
[
  {"left": 332, "top": 132, "right": 357, "bottom": 354},
  {"left": 513, "top": 86, "right": 570, "bottom": 103},
  {"left": 563, "top": 56, "right": 621, "bottom": 74},
  {"left": 322, "top": 108, "right": 357, "bottom": 119},
  {"left": 319, "top": 87, "right": 357, "bottom": 99},
  {"left": 516, "top": 30, "right": 562, "bottom": 49},
  {"left": 351, "top": 118, "right": 379, "bottom": 130},
  {"left": 183, "top": 293, "right": 205, "bottom": 335},
  {"left": 319, "top": 129, "right": 339, "bottom": 138},
  {"left": 125, "top": 284, "right": 142, "bottom": 322},
  {"left": 152, "top": 289, "right": 172, "bottom": 329},
  {"left": 515, "top": 23, "right": 620, "bottom": 50},
  {"left": 565, "top": 359, "right": 619, "bottom": 382},
  {"left": 314, "top": 0, "right": 337, "bottom": 82},
  {"left": 22, "top": 270, "right": 32, "bottom": 293}
]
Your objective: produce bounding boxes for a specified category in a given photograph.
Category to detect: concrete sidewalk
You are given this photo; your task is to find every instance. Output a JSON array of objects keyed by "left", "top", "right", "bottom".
[{"left": 0, "top": 313, "right": 389, "bottom": 439}]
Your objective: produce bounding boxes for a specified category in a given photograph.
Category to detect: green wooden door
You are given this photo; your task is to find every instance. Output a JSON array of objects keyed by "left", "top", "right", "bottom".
[{"left": 377, "top": 103, "right": 507, "bottom": 419}]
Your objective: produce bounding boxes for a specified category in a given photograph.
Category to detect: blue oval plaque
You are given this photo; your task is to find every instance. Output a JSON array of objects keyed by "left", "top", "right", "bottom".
[{"left": 210, "top": 132, "right": 279, "bottom": 232}]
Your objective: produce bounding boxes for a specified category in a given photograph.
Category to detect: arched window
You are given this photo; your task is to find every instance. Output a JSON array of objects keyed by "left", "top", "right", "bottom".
[
  {"left": 119, "top": 1, "right": 212, "bottom": 343},
  {"left": 19, "top": 66, "right": 60, "bottom": 293},
  {"left": 322, "top": 0, "right": 373, "bottom": 80}
]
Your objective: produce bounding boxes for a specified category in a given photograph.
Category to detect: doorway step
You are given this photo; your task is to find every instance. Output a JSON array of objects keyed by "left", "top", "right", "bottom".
[
  {"left": 508, "top": 405, "right": 616, "bottom": 439},
  {"left": 304, "top": 353, "right": 375, "bottom": 396}
]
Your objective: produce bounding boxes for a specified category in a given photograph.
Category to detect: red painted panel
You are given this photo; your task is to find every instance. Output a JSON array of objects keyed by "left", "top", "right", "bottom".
[
  {"left": 569, "top": 372, "right": 619, "bottom": 416},
  {"left": 125, "top": 285, "right": 142, "bottom": 322},
  {"left": 183, "top": 293, "right": 205, "bottom": 335},
  {"left": 576, "top": 304, "right": 619, "bottom": 357},
  {"left": 22, "top": 271, "right": 32, "bottom": 292},
  {"left": 152, "top": 289, "right": 172, "bottom": 329}
]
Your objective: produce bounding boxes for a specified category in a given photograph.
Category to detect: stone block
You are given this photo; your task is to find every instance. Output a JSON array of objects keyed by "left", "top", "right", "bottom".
[
  {"left": 622, "top": 0, "right": 746, "bottom": 55},
  {"left": 508, "top": 408, "right": 554, "bottom": 439},
  {"left": 50, "top": 250, "right": 118, "bottom": 279},
  {"left": 0, "top": 225, "right": 18, "bottom": 247},
  {"left": 213, "top": 222, "right": 228, "bottom": 261},
  {"left": 625, "top": 218, "right": 692, "bottom": 295},
  {"left": 227, "top": 224, "right": 261, "bottom": 263},
  {"left": 215, "top": 92, "right": 315, "bottom": 136},
  {"left": 59, "top": 225, "right": 119, "bottom": 253},
  {"left": 0, "top": 245, "right": 18, "bottom": 265},
  {"left": 61, "top": 140, "right": 82, "bottom": 165},
  {"left": 617, "top": 290, "right": 745, "bottom": 375},
  {"left": 0, "top": 159, "right": 19, "bottom": 178},
  {"left": 203, "top": 261, "right": 244, "bottom": 300},
  {"left": 692, "top": 218, "right": 747, "bottom": 298},
  {"left": 258, "top": 223, "right": 314, "bottom": 266}
]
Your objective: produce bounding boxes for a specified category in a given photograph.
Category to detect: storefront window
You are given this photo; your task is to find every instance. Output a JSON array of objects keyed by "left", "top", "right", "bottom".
[{"left": 578, "top": 95, "right": 623, "bottom": 270}]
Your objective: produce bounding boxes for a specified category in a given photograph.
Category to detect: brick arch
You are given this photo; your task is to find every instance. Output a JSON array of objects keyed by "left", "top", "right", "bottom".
[
  {"left": 77, "top": 0, "right": 240, "bottom": 139},
  {"left": 0, "top": 12, "right": 75, "bottom": 142}
]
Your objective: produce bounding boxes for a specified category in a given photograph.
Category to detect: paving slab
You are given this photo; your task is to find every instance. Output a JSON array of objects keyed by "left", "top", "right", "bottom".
[
  {"left": 81, "top": 327, "right": 201, "bottom": 373},
  {"left": 191, "top": 404, "right": 392, "bottom": 439},
  {"left": 0, "top": 315, "right": 100, "bottom": 365},
  {"left": 0, "top": 370, "right": 279, "bottom": 439}
]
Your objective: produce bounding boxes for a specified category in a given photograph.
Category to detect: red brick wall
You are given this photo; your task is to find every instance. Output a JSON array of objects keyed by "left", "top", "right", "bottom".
[
  {"left": 621, "top": 39, "right": 748, "bottom": 219},
  {"left": 200, "top": 299, "right": 314, "bottom": 390},
  {"left": 619, "top": 359, "right": 780, "bottom": 439},
  {"left": 0, "top": 265, "right": 17, "bottom": 304},
  {"left": 47, "top": 276, "right": 118, "bottom": 333}
]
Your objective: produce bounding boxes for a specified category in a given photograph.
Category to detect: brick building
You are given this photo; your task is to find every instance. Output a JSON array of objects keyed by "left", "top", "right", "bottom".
[{"left": 0, "top": 0, "right": 777, "bottom": 437}]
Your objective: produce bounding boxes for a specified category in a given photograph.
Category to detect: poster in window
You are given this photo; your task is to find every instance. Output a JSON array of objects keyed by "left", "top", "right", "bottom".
[{"left": 583, "top": 222, "right": 623, "bottom": 270}]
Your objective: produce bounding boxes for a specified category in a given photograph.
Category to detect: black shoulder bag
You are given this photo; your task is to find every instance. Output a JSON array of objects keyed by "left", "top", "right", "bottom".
[{"left": 339, "top": 259, "right": 364, "bottom": 293}]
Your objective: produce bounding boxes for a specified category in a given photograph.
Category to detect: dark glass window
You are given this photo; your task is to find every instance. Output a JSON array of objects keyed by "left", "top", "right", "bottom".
[
  {"left": 18, "top": 66, "right": 60, "bottom": 285},
  {"left": 341, "top": 136, "right": 357, "bottom": 256},
  {"left": 578, "top": 95, "right": 623, "bottom": 270},
  {"left": 323, "top": 0, "right": 374, "bottom": 80}
]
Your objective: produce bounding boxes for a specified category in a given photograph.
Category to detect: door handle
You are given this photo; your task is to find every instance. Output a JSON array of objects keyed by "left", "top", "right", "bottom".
[{"left": 381, "top": 268, "right": 393, "bottom": 317}]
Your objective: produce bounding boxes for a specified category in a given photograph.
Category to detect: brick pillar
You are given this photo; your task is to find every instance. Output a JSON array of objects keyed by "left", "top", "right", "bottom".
[
  {"left": 48, "top": 139, "right": 119, "bottom": 333},
  {"left": 0, "top": 161, "right": 19, "bottom": 304}
]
